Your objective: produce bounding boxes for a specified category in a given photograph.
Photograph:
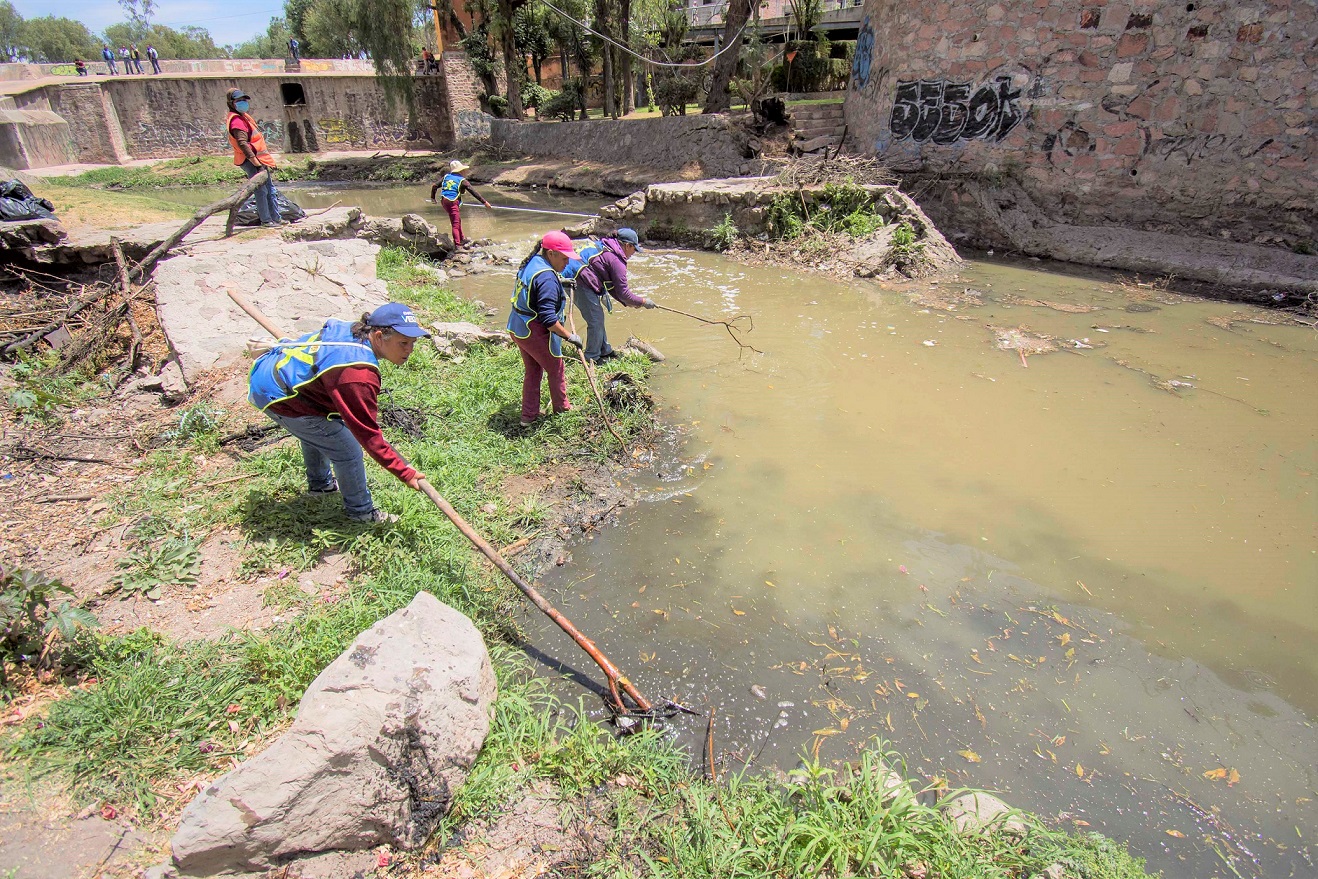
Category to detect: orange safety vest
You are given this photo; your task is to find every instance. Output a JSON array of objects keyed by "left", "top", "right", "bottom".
[{"left": 226, "top": 111, "right": 277, "bottom": 168}]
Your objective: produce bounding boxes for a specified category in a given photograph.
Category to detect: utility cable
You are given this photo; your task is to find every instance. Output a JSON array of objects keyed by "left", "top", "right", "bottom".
[{"left": 537, "top": 0, "right": 750, "bottom": 68}]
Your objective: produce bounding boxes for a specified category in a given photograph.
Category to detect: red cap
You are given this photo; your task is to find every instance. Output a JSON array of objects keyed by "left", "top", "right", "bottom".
[{"left": 540, "top": 231, "right": 580, "bottom": 260}]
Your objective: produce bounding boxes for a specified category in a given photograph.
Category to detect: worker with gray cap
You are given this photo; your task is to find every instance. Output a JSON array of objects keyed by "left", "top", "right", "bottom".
[
  {"left": 564, "top": 228, "right": 655, "bottom": 363},
  {"left": 225, "top": 87, "right": 285, "bottom": 227}
]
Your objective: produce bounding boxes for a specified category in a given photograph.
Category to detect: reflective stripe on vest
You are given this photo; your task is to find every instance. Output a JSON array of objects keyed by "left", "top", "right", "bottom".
[
  {"left": 439, "top": 173, "right": 463, "bottom": 201},
  {"left": 506, "top": 254, "right": 567, "bottom": 358},
  {"left": 248, "top": 319, "right": 378, "bottom": 411},
  {"left": 227, "top": 111, "right": 276, "bottom": 168}
]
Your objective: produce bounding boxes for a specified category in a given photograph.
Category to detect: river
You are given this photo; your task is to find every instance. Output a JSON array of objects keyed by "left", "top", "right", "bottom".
[{"left": 169, "top": 181, "right": 1318, "bottom": 877}]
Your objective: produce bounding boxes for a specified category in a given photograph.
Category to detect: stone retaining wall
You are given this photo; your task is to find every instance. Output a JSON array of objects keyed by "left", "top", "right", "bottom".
[
  {"left": 490, "top": 113, "right": 760, "bottom": 178},
  {"left": 844, "top": 0, "right": 1316, "bottom": 248}
]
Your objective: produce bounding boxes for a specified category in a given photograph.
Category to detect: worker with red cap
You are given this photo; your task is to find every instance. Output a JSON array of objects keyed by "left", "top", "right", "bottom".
[{"left": 506, "top": 231, "right": 582, "bottom": 426}]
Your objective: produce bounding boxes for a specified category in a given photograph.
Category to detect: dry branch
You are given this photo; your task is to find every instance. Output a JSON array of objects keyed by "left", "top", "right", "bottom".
[{"left": 131, "top": 171, "right": 267, "bottom": 281}]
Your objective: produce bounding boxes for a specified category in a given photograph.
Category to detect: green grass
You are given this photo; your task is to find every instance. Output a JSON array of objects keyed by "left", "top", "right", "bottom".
[
  {"left": 43, "top": 156, "right": 318, "bottom": 190},
  {"left": 3, "top": 249, "right": 1153, "bottom": 876}
]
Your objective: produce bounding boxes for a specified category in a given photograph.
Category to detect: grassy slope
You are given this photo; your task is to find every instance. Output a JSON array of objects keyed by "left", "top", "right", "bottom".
[{"left": 2, "top": 249, "right": 1154, "bottom": 878}]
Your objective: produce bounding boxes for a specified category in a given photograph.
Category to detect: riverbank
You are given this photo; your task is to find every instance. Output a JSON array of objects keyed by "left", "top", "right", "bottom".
[{"left": 0, "top": 220, "right": 1156, "bottom": 877}]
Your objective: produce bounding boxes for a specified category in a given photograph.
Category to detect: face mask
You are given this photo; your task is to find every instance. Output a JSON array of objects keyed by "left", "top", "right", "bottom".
[{"left": 234, "top": 100, "right": 250, "bottom": 113}]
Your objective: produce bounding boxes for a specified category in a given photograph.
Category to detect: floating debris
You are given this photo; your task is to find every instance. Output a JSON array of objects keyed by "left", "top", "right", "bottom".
[
  {"left": 989, "top": 325, "right": 1059, "bottom": 367},
  {"left": 998, "top": 293, "right": 1103, "bottom": 314}
]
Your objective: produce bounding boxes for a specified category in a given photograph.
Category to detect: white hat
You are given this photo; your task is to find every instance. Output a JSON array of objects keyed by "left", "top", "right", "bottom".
[{"left": 448, "top": 159, "right": 470, "bottom": 173}]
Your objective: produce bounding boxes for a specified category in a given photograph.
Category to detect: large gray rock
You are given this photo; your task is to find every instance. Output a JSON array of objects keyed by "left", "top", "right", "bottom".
[
  {"left": 358, "top": 213, "right": 453, "bottom": 257},
  {"left": 170, "top": 592, "right": 496, "bottom": 876},
  {"left": 430, "top": 321, "right": 510, "bottom": 357},
  {"left": 941, "top": 791, "right": 1027, "bottom": 835}
]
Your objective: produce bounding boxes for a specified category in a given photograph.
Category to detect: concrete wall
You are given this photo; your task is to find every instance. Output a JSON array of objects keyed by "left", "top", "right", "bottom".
[
  {"left": 35, "top": 74, "right": 457, "bottom": 167},
  {"left": 490, "top": 113, "right": 759, "bottom": 177},
  {"left": 844, "top": 0, "right": 1316, "bottom": 246},
  {"left": 0, "top": 108, "right": 76, "bottom": 169},
  {"left": 440, "top": 51, "right": 496, "bottom": 141},
  {"left": 14, "top": 59, "right": 377, "bottom": 78}
]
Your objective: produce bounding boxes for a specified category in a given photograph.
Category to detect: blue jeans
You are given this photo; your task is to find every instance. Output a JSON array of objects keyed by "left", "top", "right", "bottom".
[
  {"left": 266, "top": 412, "right": 375, "bottom": 518},
  {"left": 240, "top": 161, "right": 282, "bottom": 225},
  {"left": 572, "top": 286, "right": 613, "bottom": 361}
]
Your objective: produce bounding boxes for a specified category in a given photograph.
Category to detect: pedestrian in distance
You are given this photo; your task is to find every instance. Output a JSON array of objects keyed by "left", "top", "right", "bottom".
[
  {"left": 428, "top": 159, "right": 491, "bottom": 248},
  {"left": 288, "top": 37, "right": 300, "bottom": 62},
  {"left": 102, "top": 46, "right": 118, "bottom": 75},
  {"left": 507, "top": 232, "right": 582, "bottom": 426},
  {"left": 224, "top": 88, "right": 286, "bottom": 227},
  {"left": 248, "top": 303, "right": 431, "bottom": 524},
  {"left": 146, "top": 44, "right": 161, "bottom": 74},
  {"left": 563, "top": 227, "right": 654, "bottom": 363},
  {"left": 130, "top": 45, "right": 144, "bottom": 74},
  {"left": 119, "top": 46, "right": 131, "bottom": 72}
]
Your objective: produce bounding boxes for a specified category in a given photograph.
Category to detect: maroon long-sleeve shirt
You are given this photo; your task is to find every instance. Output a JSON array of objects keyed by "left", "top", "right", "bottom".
[{"left": 267, "top": 365, "right": 416, "bottom": 483}]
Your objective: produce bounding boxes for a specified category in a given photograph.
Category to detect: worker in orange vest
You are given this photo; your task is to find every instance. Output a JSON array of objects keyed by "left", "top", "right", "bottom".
[{"left": 225, "top": 88, "right": 284, "bottom": 227}]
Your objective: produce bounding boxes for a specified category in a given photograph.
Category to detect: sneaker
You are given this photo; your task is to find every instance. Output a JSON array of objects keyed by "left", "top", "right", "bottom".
[
  {"left": 598, "top": 350, "right": 619, "bottom": 361},
  {"left": 349, "top": 508, "right": 398, "bottom": 524},
  {"left": 308, "top": 479, "right": 339, "bottom": 495}
]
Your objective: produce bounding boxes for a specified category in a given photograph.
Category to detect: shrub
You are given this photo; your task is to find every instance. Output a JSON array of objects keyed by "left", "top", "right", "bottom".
[
  {"left": 708, "top": 213, "right": 739, "bottom": 252},
  {"left": 522, "top": 82, "right": 554, "bottom": 111},
  {"left": 541, "top": 82, "right": 581, "bottom": 123},
  {"left": 487, "top": 95, "right": 509, "bottom": 118},
  {"left": 1, "top": 565, "right": 97, "bottom": 693}
]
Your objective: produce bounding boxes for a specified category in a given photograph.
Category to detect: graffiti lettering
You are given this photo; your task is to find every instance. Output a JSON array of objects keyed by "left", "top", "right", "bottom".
[
  {"left": 852, "top": 17, "right": 875, "bottom": 91},
  {"left": 257, "top": 119, "right": 284, "bottom": 146},
  {"left": 890, "top": 76, "right": 1025, "bottom": 145},
  {"left": 318, "top": 117, "right": 366, "bottom": 145},
  {"left": 51, "top": 64, "right": 77, "bottom": 76}
]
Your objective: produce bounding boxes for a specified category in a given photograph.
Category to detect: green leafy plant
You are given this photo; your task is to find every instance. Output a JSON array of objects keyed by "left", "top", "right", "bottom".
[
  {"left": 709, "top": 213, "right": 739, "bottom": 252},
  {"left": 1, "top": 565, "right": 97, "bottom": 692},
  {"left": 163, "top": 403, "right": 224, "bottom": 449},
  {"left": 110, "top": 537, "right": 202, "bottom": 600}
]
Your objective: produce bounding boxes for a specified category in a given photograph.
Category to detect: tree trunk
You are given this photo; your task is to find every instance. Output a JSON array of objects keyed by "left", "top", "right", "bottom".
[
  {"left": 703, "top": 0, "right": 750, "bottom": 113},
  {"left": 595, "top": 0, "right": 614, "bottom": 119},
  {"left": 497, "top": 0, "right": 525, "bottom": 118},
  {"left": 620, "top": 0, "right": 632, "bottom": 114}
]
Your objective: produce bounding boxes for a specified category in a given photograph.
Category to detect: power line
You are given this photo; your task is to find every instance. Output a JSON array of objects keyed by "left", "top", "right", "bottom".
[{"left": 537, "top": 0, "right": 749, "bottom": 69}]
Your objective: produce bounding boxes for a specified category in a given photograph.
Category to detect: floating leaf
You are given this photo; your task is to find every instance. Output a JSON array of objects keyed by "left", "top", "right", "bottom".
[
  {"left": 812, "top": 728, "right": 840, "bottom": 736},
  {"left": 1058, "top": 633, "right": 1071, "bottom": 647},
  {"left": 765, "top": 580, "right": 776, "bottom": 587},
  {"left": 1204, "top": 768, "right": 1228, "bottom": 781},
  {"left": 1076, "top": 763, "right": 1085, "bottom": 778},
  {"left": 1228, "top": 768, "right": 1241, "bottom": 786},
  {"left": 958, "top": 749, "right": 982, "bottom": 763},
  {"left": 907, "top": 692, "right": 921, "bottom": 699},
  {"left": 1165, "top": 829, "right": 1186, "bottom": 838},
  {"left": 732, "top": 607, "right": 746, "bottom": 616}
]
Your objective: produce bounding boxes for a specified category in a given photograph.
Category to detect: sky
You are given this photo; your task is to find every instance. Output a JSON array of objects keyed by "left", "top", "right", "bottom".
[{"left": 15, "top": 0, "right": 284, "bottom": 46}]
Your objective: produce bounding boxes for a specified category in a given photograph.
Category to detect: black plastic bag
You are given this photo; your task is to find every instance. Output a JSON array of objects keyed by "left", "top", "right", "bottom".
[
  {"left": 0, "top": 179, "right": 56, "bottom": 221},
  {"left": 234, "top": 191, "right": 307, "bottom": 226}
]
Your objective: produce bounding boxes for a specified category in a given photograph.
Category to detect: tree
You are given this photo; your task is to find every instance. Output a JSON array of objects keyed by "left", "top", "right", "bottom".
[
  {"left": 19, "top": 16, "right": 100, "bottom": 62},
  {"left": 117, "top": 0, "right": 157, "bottom": 42},
  {"left": 285, "top": 0, "right": 316, "bottom": 52},
  {"left": 494, "top": 0, "right": 528, "bottom": 117},
  {"left": 702, "top": 0, "right": 750, "bottom": 113},
  {"left": 229, "top": 18, "right": 291, "bottom": 58},
  {"left": 1, "top": 2, "right": 23, "bottom": 60},
  {"left": 514, "top": 4, "right": 552, "bottom": 85},
  {"left": 304, "top": 0, "right": 362, "bottom": 58}
]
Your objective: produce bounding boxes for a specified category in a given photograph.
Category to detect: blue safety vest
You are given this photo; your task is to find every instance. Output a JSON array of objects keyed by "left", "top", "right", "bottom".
[
  {"left": 564, "top": 239, "right": 613, "bottom": 312},
  {"left": 248, "top": 319, "right": 379, "bottom": 411},
  {"left": 438, "top": 173, "right": 463, "bottom": 201},
  {"left": 507, "top": 254, "right": 567, "bottom": 358}
]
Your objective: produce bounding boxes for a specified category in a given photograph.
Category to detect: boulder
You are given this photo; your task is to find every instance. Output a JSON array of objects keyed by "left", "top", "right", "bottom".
[
  {"left": 941, "top": 791, "right": 1027, "bottom": 835},
  {"left": 431, "top": 321, "right": 510, "bottom": 356},
  {"left": 281, "top": 206, "right": 366, "bottom": 242},
  {"left": 358, "top": 213, "right": 453, "bottom": 257},
  {"left": 169, "top": 592, "right": 496, "bottom": 876}
]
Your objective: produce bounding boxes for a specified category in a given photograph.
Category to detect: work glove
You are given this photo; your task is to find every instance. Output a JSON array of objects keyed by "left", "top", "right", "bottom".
[
  {"left": 562, "top": 277, "right": 576, "bottom": 291},
  {"left": 642, "top": 298, "right": 656, "bottom": 309},
  {"left": 566, "top": 333, "right": 583, "bottom": 348}
]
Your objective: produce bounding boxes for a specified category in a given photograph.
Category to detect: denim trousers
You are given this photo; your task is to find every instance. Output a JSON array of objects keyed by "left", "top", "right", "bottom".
[
  {"left": 266, "top": 412, "right": 375, "bottom": 517},
  {"left": 240, "top": 161, "right": 282, "bottom": 225},
  {"left": 572, "top": 286, "right": 613, "bottom": 361}
]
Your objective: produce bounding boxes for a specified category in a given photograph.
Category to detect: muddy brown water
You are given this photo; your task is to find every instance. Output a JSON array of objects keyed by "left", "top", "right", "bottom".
[{"left": 168, "top": 183, "right": 1317, "bottom": 877}]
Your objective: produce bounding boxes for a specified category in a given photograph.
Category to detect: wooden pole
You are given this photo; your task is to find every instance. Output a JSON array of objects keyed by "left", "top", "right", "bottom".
[
  {"left": 418, "top": 479, "right": 652, "bottom": 714},
  {"left": 226, "top": 288, "right": 287, "bottom": 339}
]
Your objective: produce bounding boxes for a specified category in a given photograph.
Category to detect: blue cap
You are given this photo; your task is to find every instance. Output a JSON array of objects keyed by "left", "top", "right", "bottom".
[
  {"left": 616, "top": 228, "right": 643, "bottom": 251},
  {"left": 366, "top": 302, "right": 430, "bottom": 338}
]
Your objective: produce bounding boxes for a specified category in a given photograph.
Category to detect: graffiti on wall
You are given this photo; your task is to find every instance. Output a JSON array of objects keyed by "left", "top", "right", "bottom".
[
  {"left": 852, "top": 17, "right": 874, "bottom": 91},
  {"left": 890, "top": 76, "right": 1024, "bottom": 145},
  {"left": 50, "top": 64, "right": 77, "bottom": 76},
  {"left": 257, "top": 119, "right": 284, "bottom": 145},
  {"left": 134, "top": 119, "right": 222, "bottom": 153},
  {"left": 319, "top": 117, "right": 435, "bottom": 147}
]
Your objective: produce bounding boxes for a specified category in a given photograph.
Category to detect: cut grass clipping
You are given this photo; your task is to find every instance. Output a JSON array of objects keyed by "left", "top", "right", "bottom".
[{"left": 3, "top": 248, "right": 1152, "bottom": 878}]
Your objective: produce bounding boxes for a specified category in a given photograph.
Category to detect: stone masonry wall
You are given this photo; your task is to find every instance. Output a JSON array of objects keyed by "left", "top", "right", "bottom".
[
  {"left": 46, "top": 83, "right": 130, "bottom": 164},
  {"left": 440, "top": 51, "right": 496, "bottom": 141},
  {"left": 844, "top": 0, "right": 1316, "bottom": 246},
  {"left": 490, "top": 113, "right": 759, "bottom": 178}
]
